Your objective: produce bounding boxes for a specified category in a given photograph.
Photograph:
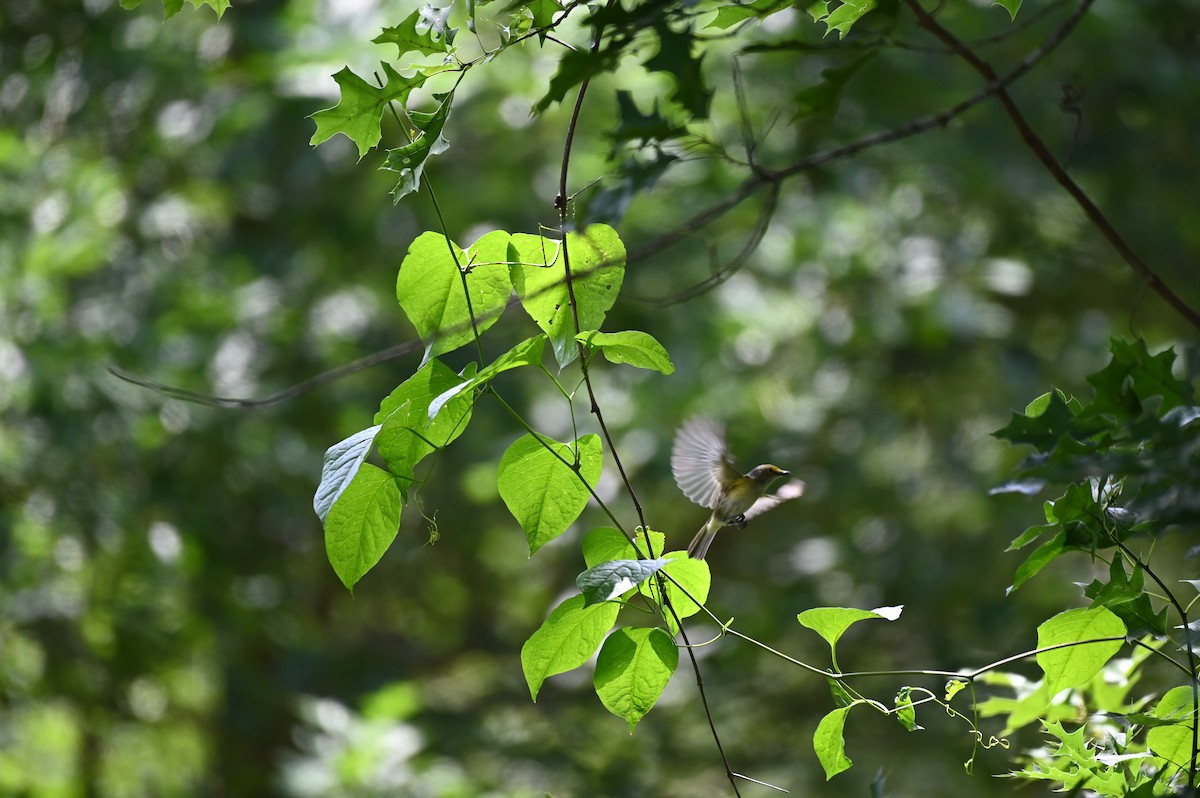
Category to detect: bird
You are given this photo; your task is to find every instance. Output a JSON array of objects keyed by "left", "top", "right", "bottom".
[{"left": 671, "top": 416, "right": 805, "bottom": 560}]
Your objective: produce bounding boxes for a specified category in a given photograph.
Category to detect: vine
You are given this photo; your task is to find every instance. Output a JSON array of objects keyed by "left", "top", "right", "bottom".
[{"left": 118, "top": 0, "right": 1199, "bottom": 793}]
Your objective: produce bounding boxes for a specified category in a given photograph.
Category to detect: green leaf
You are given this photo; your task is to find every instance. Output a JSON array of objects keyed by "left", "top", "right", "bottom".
[
  {"left": 795, "top": 54, "right": 875, "bottom": 119},
  {"left": 383, "top": 91, "right": 454, "bottom": 201},
  {"left": 977, "top": 680, "right": 1053, "bottom": 735},
  {"left": 497, "top": 433, "right": 603, "bottom": 554},
  {"left": 992, "top": 390, "right": 1083, "bottom": 450},
  {"left": 583, "top": 527, "right": 635, "bottom": 566},
  {"left": 510, "top": 225, "right": 626, "bottom": 367},
  {"left": 640, "top": 553, "right": 711, "bottom": 625},
  {"left": 396, "top": 230, "right": 514, "bottom": 362},
  {"left": 522, "top": 0, "right": 561, "bottom": 29},
  {"left": 813, "top": 706, "right": 854, "bottom": 779},
  {"left": 827, "top": 677, "right": 855, "bottom": 708},
  {"left": 1083, "top": 349, "right": 1143, "bottom": 419},
  {"left": 534, "top": 45, "right": 623, "bottom": 114},
  {"left": 894, "top": 687, "right": 921, "bottom": 731},
  {"left": 1084, "top": 557, "right": 1140, "bottom": 606},
  {"left": 309, "top": 63, "right": 442, "bottom": 160},
  {"left": 576, "top": 330, "right": 675, "bottom": 374},
  {"left": 594, "top": 628, "right": 678, "bottom": 733},
  {"left": 324, "top": 463, "right": 402, "bottom": 591},
  {"left": 798, "top": 606, "right": 902, "bottom": 665},
  {"left": 313, "top": 425, "right": 382, "bottom": 523},
  {"left": 1118, "top": 339, "right": 1191, "bottom": 409},
  {"left": 374, "top": 359, "right": 473, "bottom": 482},
  {"left": 644, "top": 19, "right": 712, "bottom": 119},
  {"left": 427, "top": 335, "right": 547, "bottom": 420},
  {"left": 153, "top": 0, "right": 226, "bottom": 17},
  {"left": 582, "top": 527, "right": 666, "bottom": 566},
  {"left": 1147, "top": 685, "right": 1196, "bottom": 778},
  {"left": 1036, "top": 607, "right": 1126, "bottom": 696},
  {"left": 577, "top": 558, "right": 670, "bottom": 606},
  {"left": 1007, "top": 529, "right": 1065, "bottom": 593},
  {"left": 812, "top": 0, "right": 876, "bottom": 38},
  {"left": 521, "top": 595, "right": 620, "bottom": 701},
  {"left": 1006, "top": 522, "right": 1055, "bottom": 551},
  {"left": 706, "top": 0, "right": 787, "bottom": 29},
  {"left": 373, "top": 6, "right": 456, "bottom": 59},
  {"left": 1082, "top": 559, "right": 1167, "bottom": 636},
  {"left": 945, "top": 679, "right": 967, "bottom": 702},
  {"left": 609, "top": 92, "right": 687, "bottom": 146},
  {"left": 992, "top": 0, "right": 1021, "bottom": 20}
]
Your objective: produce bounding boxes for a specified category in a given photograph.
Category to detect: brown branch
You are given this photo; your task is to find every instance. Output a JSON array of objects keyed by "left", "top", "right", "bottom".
[
  {"left": 903, "top": 0, "right": 1200, "bottom": 331},
  {"left": 625, "top": 0, "right": 1124, "bottom": 304}
]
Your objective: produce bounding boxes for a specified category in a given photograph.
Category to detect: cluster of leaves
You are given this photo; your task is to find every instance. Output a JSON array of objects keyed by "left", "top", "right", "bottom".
[
  {"left": 311, "top": 221, "right": 696, "bottom": 729},
  {"left": 984, "top": 340, "right": 1199, "bottom": 793},
  {"left": 778, "top": 340, "right": 1199, "bottom": 790},
  {"left": 301, "top": 0, "right": 1200, "bottom": 785},
  {"left": 996, "top": 338, "right": 1198, "bottom": 604},
  {"left": 306, "top": 0, "right": 886, "bottom": 204},
  {"left": 120, "top": 0, "right": 230, "bottom": 19}
]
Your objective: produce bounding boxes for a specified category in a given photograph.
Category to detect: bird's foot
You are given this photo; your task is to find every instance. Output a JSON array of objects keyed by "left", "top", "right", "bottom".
[{"left": 732, "top": 514, "right": 747, "bottom": 529}]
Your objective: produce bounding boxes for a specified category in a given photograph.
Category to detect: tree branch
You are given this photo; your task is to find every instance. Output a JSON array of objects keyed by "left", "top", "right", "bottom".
[{"left": 903, "top": 0, "right": 1200, "bottom": 330}]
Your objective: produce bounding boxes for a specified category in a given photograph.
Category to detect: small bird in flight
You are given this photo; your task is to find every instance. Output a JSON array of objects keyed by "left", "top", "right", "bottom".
[{"left": 671, "top": 417, "right": 806, "bottom": 560}]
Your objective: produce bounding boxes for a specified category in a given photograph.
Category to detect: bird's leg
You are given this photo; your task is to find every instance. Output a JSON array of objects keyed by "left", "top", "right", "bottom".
[{"left": 730, "top": 514, "right": 747, "bottom": 529}]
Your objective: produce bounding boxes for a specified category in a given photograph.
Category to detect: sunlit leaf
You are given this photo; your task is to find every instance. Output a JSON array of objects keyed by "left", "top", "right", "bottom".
[
  {"left": 373, "top": 6, "right": 456, "bottom": 59},
  {"left": 313, "top": 425, "right": 382, "bottom": 523},
  {"left": 577, "top": 558, "right": 670, "bottom": 606},
  {"left": 396, "top": 230, "right": 513, "bottom": 362},
  {"left": 324, "top": 463, "right": 402, "bottom": 591},
  {"left": 1036, "top": 607, "right": 1126, "bottom": 696},
  {"left": 510, "top": 225, "right": 626, "bottom": 367},
  {"left": 374, "top": 359, "right": 473, "bottom": 481},
  {"left": 798, "top": 606, "right": 902, "bottom": 663},
  {"left": 427, "top": 335, "right": 546, "bottom": 420},
  {"left": 582, "top": 527, "right": 666, "bottom": 566},
  {"left": 383, "top": 91, "right": 455, "bottom": 201},
  {"left": 640, "top": 553, "right": 710, "bottom": 626},
  {"left": 707, "top": 0, "right": 787, "bottom": 29},
  {"left": 594, "top": 628, "right": 678, "bottom": 733},
  {"left": 1007, "top": 530, "right": 1065, "bottom": 593},
  {"left": 309, "top": 63, "right": 443, "bottom": 159},
  {"left": 1146, "top": 685, "right": 1196, "bottom": 780},
  {"left": 521, "top": 595, "right": 620, "bottom": 701},
  {"left": 813, "top": 705, "right": 855, "bottom": 778},
  {"left": 577, "top": 330, "right": 675, "bottom": 374},
  {"left": 894, "top": 687, "right": 921, "bottom": 731},
  {"left": 814, "top": 0, "right": 875, "bottom": 38},
  {"left": 497, "top": 433, "right": 602, "bottom": 554},
  {"left": 993, "top": 0, "right": 1021, "bottom": 20}
]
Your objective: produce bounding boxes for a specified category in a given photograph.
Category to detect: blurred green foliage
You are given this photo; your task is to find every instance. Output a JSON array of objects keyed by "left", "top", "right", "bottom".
[{"left": 1, "top": 0, "right": 1196, "bottom": 795}]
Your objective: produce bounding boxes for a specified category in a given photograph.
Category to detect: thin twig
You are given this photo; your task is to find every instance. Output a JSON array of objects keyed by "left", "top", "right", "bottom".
[
  {"left": 624, "top": 0, "right": 1133, "bottom": 306},
  {"left": 1112, "top": 541, "right": 1199, "bottom": 787},
  {"left": 556, "top": 9, "right": 741, "bottom": 795},
  {"left": 903, "top": 0, "right": 1200, "bottom": 331}
]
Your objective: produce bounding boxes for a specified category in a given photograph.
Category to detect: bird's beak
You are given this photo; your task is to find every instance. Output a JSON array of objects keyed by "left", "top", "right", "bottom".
[{"left": 779, "top": 469, "right": 790, "bottom": 477}]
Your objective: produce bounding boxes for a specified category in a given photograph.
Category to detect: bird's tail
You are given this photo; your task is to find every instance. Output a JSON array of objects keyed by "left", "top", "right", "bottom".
[{"left": 687, "top": 516, "right": 722, "bottom": 560}]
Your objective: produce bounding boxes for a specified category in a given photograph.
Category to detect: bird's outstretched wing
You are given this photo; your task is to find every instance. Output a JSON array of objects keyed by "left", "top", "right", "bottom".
[
  {"left": 671, "top": 417, "right": 740, "bottom": 509},
  {"left": 743, "top": 479, "right": 807, "bottom": 521}
]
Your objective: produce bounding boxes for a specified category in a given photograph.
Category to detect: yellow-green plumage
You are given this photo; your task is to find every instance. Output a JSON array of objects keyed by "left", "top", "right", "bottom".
[{"left": 670, "top": 417, "right": 805, "bottom": 560}]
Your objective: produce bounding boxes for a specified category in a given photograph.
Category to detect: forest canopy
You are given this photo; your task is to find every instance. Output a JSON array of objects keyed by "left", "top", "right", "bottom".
[{"left": 1, "top": 0, "right": 1198, "bottom": 795}]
